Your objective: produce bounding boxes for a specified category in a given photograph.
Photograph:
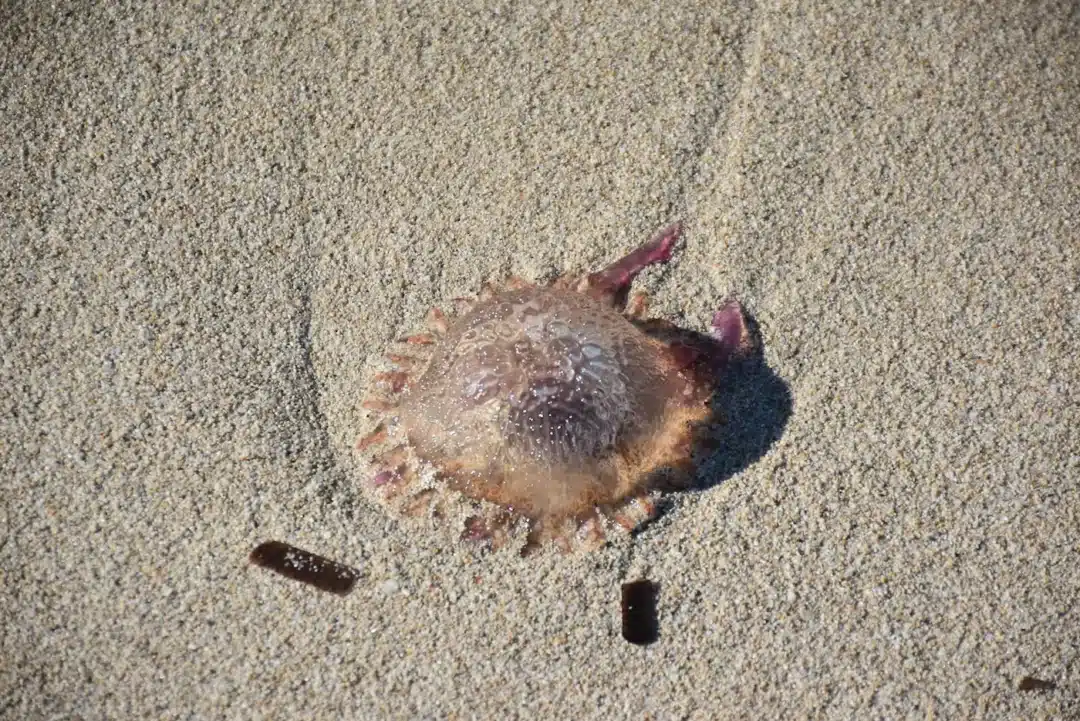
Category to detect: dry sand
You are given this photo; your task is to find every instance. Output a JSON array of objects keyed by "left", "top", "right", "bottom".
[{"left": 2, "top": 1, "right": 1078, "bottom": 718}]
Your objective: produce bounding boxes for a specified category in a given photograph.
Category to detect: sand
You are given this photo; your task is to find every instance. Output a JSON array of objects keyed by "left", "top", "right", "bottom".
[{"left": 2, "top": 1, "right": 1078, "bottom": 718}]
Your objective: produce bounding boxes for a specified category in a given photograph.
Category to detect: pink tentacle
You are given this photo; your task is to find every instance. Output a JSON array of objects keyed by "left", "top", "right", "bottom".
[{"left": 585, "top": 222, "right": 682, "bottom": 299}]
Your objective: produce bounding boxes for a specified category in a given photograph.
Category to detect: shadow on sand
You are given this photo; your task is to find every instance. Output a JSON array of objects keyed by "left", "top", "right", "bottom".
[{"left": 695, "top": 310, "right": 793, "bottom": 491}]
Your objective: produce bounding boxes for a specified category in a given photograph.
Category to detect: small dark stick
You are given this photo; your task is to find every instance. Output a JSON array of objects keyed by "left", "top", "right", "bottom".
[
  {"left": 249, "top": 540, "right": 360, "bottom": 596},
  {"left": 621, "top": 580, "right": 659, "bottom": 645},
  {"left": 1017, "top": 676, "right": 1056, "bottom": 691}
]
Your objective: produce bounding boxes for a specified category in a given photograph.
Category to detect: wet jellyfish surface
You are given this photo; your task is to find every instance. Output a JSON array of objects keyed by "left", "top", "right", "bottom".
[{"left": 356, "top": 222, "right": 751, "bottom": 554}]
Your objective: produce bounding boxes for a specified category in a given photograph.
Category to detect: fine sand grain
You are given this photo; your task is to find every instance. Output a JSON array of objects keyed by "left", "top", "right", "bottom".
[{"left": 2, "top": 1, "right": 1078, "bottom": 718}]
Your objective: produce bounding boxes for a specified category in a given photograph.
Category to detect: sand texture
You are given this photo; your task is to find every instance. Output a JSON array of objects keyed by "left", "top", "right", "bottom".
[{"left": 2, "top": 1, "right": 1078, "bottom": 718}]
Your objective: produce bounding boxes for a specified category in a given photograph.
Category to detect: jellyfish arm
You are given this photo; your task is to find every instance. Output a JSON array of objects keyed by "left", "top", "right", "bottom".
[
  {"left": 583, "top": 222, "right": 682, "bottom": 305},
  {"left": 709, "top": 301, "right": 749, "bottom": 364}
]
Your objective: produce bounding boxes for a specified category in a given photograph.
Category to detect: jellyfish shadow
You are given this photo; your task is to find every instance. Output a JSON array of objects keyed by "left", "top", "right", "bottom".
[{"left": 694, "top": 310, "right": 793, "bottom": 491}]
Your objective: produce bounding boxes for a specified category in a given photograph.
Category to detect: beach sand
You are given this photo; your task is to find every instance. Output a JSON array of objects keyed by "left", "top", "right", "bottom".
[{"left": 2, "top": 1, "right": 1077, "bottom": 718}]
